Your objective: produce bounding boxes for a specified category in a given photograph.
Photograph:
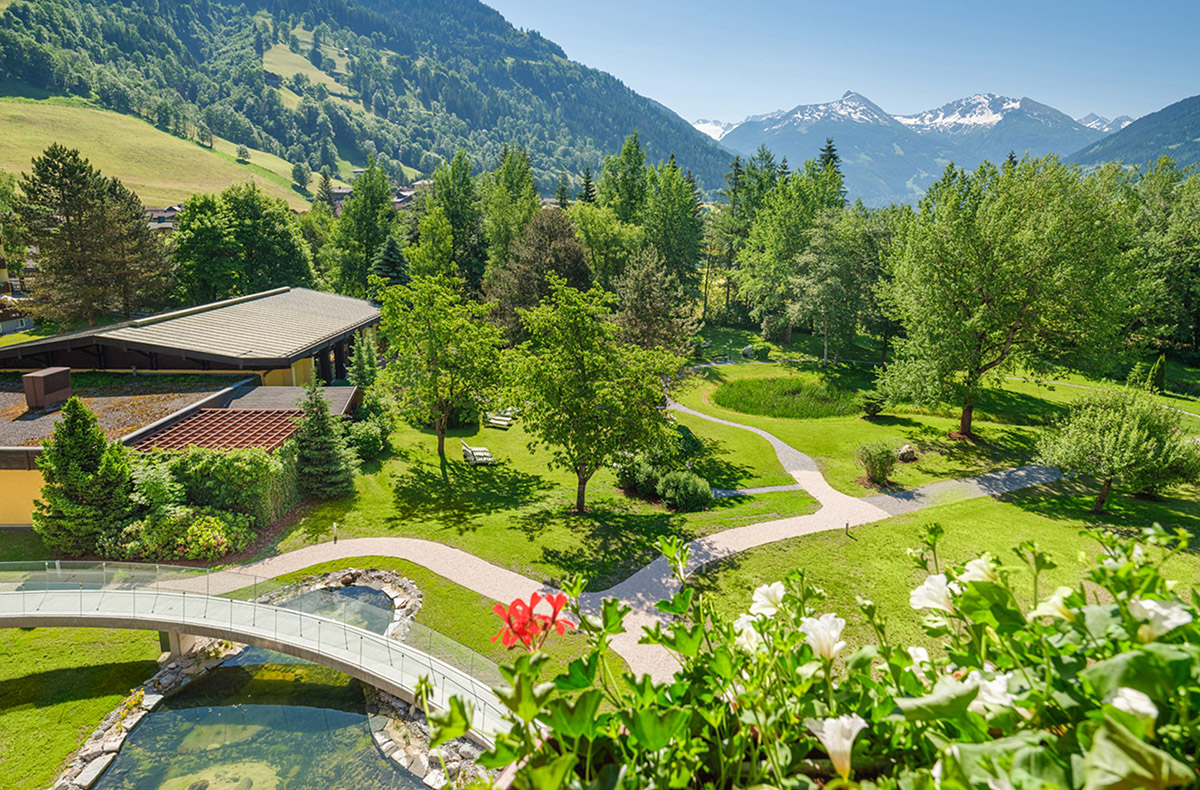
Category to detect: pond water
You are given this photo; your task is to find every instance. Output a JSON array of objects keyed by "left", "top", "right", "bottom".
[{"left": 94, "top": 585, "right": 423, "bottom": 790}]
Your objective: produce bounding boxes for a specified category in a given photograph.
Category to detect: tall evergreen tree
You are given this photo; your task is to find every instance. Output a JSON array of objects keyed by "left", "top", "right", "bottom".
[
  {"left": 17, "top": 144, "right": 111, "bottom": 326},
  {"left": 818, "top": 138, "right": 847, "bottom": 205},
  {"left": 432, "top": 149, "right": 486, "bottom": 291},
  {"left": 613, "top": 249, "right": 699, "bottom": 355},
  {"left": 599, "top": 132, "right": 649, "bottom": 223},
  {"left": 370, "top": 234, "right": 409, "bottom": 288},
  {"left": 348, "top": 332, "right": 379, "bottom": 388},
  {"left": 481, "top": 146, "right": 539, "bottom": 275},
  {"left": 578, "top": 166, "right": 597, "bottom": 204},
  {"left": 315, "top": 167, "right": 336, "bottom": 209},
  {"left": 555, "top": 171, "right": 570, "bottom": 209},
  {"left": 330, "top": 158, "right": 394, "bottom": 297},
  {"left": 643, "top": 154, "right": 705, "bottom": 290},
  {"left": 33, "top": 397, "right": 132, "bottom": 555},
  {"left": 294, "top": 383, "right": 357, "bottom": 498},
  {"left": 101, "top": 177, "right": 174, "bottom": 318}
]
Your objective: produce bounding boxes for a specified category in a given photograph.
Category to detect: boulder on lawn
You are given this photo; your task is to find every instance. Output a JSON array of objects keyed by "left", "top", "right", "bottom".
[{"left": 897, "top": 444, "right": 917, "bottom": 463}]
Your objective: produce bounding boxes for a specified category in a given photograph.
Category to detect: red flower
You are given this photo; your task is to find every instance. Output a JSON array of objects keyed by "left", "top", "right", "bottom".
[{"left": 492, "top": 591, "right": 576, "bottom": 651}]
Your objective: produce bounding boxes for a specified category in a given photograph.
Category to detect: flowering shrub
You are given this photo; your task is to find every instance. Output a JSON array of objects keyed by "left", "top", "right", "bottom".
[
  {"left": 470, "top": 525, "right": 1200, "bottom": 788},
  {"left": 114, "top": 507, "right": 254, "bottom": 561}
]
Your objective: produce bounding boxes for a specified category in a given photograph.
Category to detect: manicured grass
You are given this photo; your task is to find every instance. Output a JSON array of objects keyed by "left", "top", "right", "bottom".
[
  {"left": 0, "top": 530, "right": 49, "bottom": 562},
  {"left": 0, "top": 97, "right": 309, "bottom": 209},
  {"left": 0, "top": 627, "right": 161, "bottom": 790},
  {"left": 266, "top": 556, "right": 628, "bottom": 682},
  {"left": 671, "top": 410, "right": 794, "bottom": 489},
  {"left": 693, "top": 480, "right": 1200, "bottom": 653},
  {"left": 269, "top": 419, "right": 819, "bottom": 591}
]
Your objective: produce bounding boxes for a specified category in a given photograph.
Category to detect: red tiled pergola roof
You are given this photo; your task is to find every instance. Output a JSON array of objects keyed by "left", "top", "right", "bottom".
[{"left": 132, "top": 409, "right": 300, "bottom": 452}]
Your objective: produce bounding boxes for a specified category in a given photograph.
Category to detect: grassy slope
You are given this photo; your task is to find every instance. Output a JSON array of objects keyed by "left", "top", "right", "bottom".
[
  {"left": 694, "top": 479, "right": 1200, "bottom": 652},
  {"left": 676, "top": 362, "right": 1200, "bottom": 497},
  {"left": 269, "top": 418, "right": 818, "bottom": 591},
  {"left": 0, "top": 97, "right": 309, "bottom": 209},
  {"left": 0, "top": 627, "right": 160, "bottom": 790}
]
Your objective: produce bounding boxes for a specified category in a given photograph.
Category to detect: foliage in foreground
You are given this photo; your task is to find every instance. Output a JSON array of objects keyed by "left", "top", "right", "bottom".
[{"left": 450, "top": 525, "right": 1200, "bottom": 789}]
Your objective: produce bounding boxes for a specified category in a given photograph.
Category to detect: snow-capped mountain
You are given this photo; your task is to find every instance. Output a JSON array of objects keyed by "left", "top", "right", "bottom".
[
  {"left": 894, "top": 93, "right": 1105, "bottom": 161},
  {"left": 1077, "top": 113, "right": 1135, "bottom": 134},
  {"left": 721, "top": 92, "right": 958, "bottom": 205},
  {"left": 692, "top": 119, "right": 735, "bottom": 141}
]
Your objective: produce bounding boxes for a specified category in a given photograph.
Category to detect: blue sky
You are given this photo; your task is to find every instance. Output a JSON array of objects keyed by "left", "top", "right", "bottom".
[{"left": 482, "top": 0, "right": 1199, "bottom": 123}]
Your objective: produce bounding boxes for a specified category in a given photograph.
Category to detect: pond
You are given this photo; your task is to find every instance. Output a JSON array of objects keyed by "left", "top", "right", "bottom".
[{"left": 94, "top": 585, "right": 423, "bottom": 790}]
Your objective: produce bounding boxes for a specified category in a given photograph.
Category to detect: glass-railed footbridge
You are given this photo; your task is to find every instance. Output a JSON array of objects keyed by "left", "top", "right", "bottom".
[{"left": 0, "top": 561, "right": 507, "bottom": 741}]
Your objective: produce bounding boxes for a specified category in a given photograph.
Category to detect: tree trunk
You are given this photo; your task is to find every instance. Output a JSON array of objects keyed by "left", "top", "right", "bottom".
[
  {"left": 1091, "top": 478, "right": 1113, "bottom": 514},
  {"left": 575, "top": 469, "right": 589, "bottom": 513},
  {"left": 880, "top": 332, "right": 890, "bottom": 367},
  {"left": 436, "top": 423, "right": 446, "bottom": 459},
  {"left": 822, "top": 327, "right": 829, "bottom": 365},
  {"left": 784, "top": 318, "right": 794, "bottom": 346},
  {"left": 958, "top": 392, "right": 975, "bottom": 437}
]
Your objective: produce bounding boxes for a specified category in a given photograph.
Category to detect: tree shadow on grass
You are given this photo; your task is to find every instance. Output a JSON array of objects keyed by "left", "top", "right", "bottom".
[
  {"left": 1004, "top": 479, "right": 1200, "bottom": 552},
  {"left": 0, "top": 660, "right": 160, "bottom": 712},
  {"left": 974, "top": 387, "right": 1070, "bottom": 427},
  {"left": 688, "top": 435, "right": 764, "bottom": 489},
  {"left": 515, "top": 501, "right": 688, "bottom": 591},
  {"left": 388, "top": 455, "right": 555, "bottom": 534}
]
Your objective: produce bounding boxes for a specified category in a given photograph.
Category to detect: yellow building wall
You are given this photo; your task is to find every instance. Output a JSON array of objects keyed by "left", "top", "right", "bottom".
[
  {"left": 290, "top": 357, "right": 314, "bottom": 387},
  {"left": 261, "top": 367, "right": 293, "bottom": 386},
  {"left": 0, "top": 470, "right": 42, "bottom": 526}
]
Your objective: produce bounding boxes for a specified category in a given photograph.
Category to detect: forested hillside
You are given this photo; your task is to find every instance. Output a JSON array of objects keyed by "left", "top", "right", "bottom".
[
  {"left": 1069, "top": 94, "right": 1200, "bottom": 170},
  {"left": 0, "top": 0, "right": 731, "bottom": 190}
]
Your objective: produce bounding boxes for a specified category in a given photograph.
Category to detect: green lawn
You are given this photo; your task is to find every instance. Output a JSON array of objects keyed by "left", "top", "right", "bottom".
[
  {"left": 265, "top": 556, "right": 627, "bottom": 682},
  {"left": 693, "top": 479, "right": 1200, "bottom": 653},
  {"left": 675, "top": 361, "right": 1200, "bottom": 497},
  {"left": 267, "top": 419, "right": 818, "bottom": 591},
  {"left": 0, "top": 627, "right": 161, "bottom": 790},
  {"left": 0, "top": 97, "right": 309, "bottom": 209}
]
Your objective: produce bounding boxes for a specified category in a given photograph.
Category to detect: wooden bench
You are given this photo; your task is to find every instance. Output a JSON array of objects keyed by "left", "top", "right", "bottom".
[
  {"left": 484, "top": 412, "right": 513, "bottom": 429},
  {"left": 461, "top": 440, "right": 496, "bottom": 466}
]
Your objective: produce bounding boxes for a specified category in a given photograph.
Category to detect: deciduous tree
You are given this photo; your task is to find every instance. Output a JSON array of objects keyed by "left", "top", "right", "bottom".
[
  {"left": 507, "top": 277, "right": 682, "bottom": 511},
  {"left": 481, "top": 146, "right": 539, "bottom": 274},
  {"left": 880, "top": 157, "right": 1136, "bottom": 437},
  {"left": 378, "top": 276, "right": 502, "bottom": 460},
  {"left": 407, "top": 206, "right": 456, "bottom": 279},
  {"left": 432, "top": 149, "right": 485, "bottom": 290},
  {"left": 643, "top": 154, "right": 705, "bottom": 290},
  {"left": 329, "top": 158, "right": 394, "bottom": 296}
]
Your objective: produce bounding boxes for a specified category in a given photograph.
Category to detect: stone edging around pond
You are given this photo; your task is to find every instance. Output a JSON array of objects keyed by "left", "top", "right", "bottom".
[
  {"left": 365, "top": 687, "right": 494, "bottom": 789},
  {"left": 254, "top": 566, "right": 422, "bottom": 642},
  {"left": 49, "top": 635, "right": 245, "bottom": 790}
]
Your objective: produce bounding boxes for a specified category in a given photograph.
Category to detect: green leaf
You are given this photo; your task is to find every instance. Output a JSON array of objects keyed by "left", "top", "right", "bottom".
[
  {"left": 1080, "top": 651, "right": 1154, "bottom": 700},
  {"left": 1010, "top": 744, "right": 1072, "bottom": 789},
  {"left": 655, "top": 587, "right": 694, "bottom": 616},
  {"left": 619, "top": 707, "right": 689, "bottom": 752},
  {"left": 846, "top": 645, "right": 879, "bottom": 674},
  {"left": 892, "top": 676, "right": 978, "bottom": 721},
  {"left": 428, "top": 695, "right": 473, "bottom": 748},
  {"left": 1081, "top": 716, "right": 1192, "bottom": 790},
  {"left": 543, "top": 690, "right": 603, "bottom": 740},
  {"left": 554, "top": 652, "right": 599, "bottom": 692},
  {"left": 514, "top": 753, "right": 579, "bottom": 790}
]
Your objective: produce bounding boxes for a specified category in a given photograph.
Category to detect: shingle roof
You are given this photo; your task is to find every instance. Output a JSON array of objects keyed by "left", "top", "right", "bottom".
[
  {"left": 0, "top": 288, "right": 379, "bottom": 366},
  {"left": 132, "top": 409, "right": 300, "bottom": 452}
]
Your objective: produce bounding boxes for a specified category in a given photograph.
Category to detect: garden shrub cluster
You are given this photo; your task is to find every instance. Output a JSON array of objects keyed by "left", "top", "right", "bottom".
[
  {"left": 615, "top": 423, "right": 714, "bottom": 511},
  {"left": 458, "top": 525, "right": 1200, "bottom": 790},
  {"left": 856, "top": 441, "right": 897, "bottom": 485},
  {"left": 165, "top": 445, "right": 300, "bottom": 526}
]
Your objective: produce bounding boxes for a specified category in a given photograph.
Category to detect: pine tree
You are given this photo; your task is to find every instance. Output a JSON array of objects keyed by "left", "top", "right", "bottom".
[
  {"left": 778, "top": 156, "right": 790, "bottom": 179},
  {"left": 1005, "top": 151, "right": 1018, "bottom": 170},
  {"left": 598, "top": 132, "right": 648, "bottom": 223},
  {"left": 348, "top": 332, "right": 378, "bottom": 388},
  {"left": 102, "top": 177, "right": 174, "bottom": 319},
  {"left": 33, "top": 397, "right": 132, "bottom": 555},
  {"left": 316, "top": 167, "right": 336, "bottom": 209},
  {"left": 818, "top": 138, "right": 841, "bottom": 170},
  {"left": 555, "top": 171, "right": 570, "bottom": 209},
  {"left": 1147, "top": 354, "right": 1167, "bottom": 393},
  {"left": 293, "top": 383, "right": 357, "bottom": 498},
  {"left": 370, "top": 234, "right": 409, "bottom": 288},
  {"left": 578, "top": 166, "right": 597, "bottom": 204}
]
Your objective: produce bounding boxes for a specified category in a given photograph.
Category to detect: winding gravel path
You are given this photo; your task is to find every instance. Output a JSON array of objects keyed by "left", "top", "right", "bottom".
[{"left": 227, "top": 396, "right": 1062, "bottom": 682}]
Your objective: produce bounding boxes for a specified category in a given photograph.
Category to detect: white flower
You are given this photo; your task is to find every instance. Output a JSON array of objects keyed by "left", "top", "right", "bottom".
[
  {"left": 750, "top": 581, "right": 786, "bottom": 618},
  {"left": 733, "top": 613, "right": 765, "bottom": 653},
  {"left": 1028, "top": 586, "right": 1076, "bottom": 622},
  {"left": 987, "top": 778, "right": 1016, "bottom": 790},
  {"left": 805, "top": 713, "right": 868, "bottom": 780},
  {"left": 958, "top": 554, "right": 998, "bottom": 584},
  {"left": 966, "top": 670, "right": 1015, "bottom": 716},
  {"left": 1128, "top": 598, "right": 1193, "bottom": 641},
  {"left": 800, "top": 613, "right": 847, "bottom": 661},
  {"left": 910, "top": 574, "right": 960, "bottom": 613},
  {"left": 1110, "top": 687, "right": 1157, "bottom": 720},
  {"left": 1103, "top": 544, "right": 1145, "bottom": 571},
  {"left": 907, "top": 646, "right": 930, "bottom": 666}
]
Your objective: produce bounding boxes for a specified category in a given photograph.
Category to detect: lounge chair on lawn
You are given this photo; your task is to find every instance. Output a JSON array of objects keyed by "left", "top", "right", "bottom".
[
  {"left": 483, "top": 411, "right": 513, "bottom": 429},
  {"left": 461, "top": 440, "right": 496, "bottom": 466}
]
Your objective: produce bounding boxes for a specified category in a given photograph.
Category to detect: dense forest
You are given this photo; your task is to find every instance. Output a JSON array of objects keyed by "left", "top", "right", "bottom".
[{"left": 0, "top": 0, "right": 731, "bottom": 190}]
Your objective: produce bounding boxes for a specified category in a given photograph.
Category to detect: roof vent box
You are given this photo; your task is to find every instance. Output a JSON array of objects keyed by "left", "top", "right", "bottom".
[{"left": 23, "top": 367, "right": 72, "bottom": 410}]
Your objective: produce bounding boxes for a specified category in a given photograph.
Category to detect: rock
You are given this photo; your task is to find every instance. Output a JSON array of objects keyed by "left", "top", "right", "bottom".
[
  {"left": 369, "top": 714, "right": 387, "bottom": 733},
  {"left": 101, "top": 734, "right": 125, "bottom": 753},
  {"left": 141, "top": 693, "right": 165, "bottom": 711},
  {"left": 340, "top": 573, "right": 355, "bottom": 586},
  {"left": 166, "top": 662, "right": 178, "bottom": 671},
  {"left": 422, "top": 770, "right": 447, "bottom": 789},
  {"left": 897, "top": 444, "right": 917, "bottom": 462},
  {"left": 392, "top": 751, "right": 410, "bottom": 769},
  {"left": 428, "top": 748, "right": 446, "bottom": 763},
  {"left": 409, "top": 752, "right": 430, "bottom": 779},
  {"left": 73, "top": 754, "right": 115, "bottom": 789},
  {"left": 381, "top": 741, "right": 398, "bottom": 758},
  {"left": 122, "top": 709, "right": 146, "bottom": 731},
  {"left": 457, "top": 742, "right": 482, "bottom": 762},
  {"left": 78, "top": 741, "right": 104, "bottom": 761},
  {"left": 445, "top": 760, "right": 461, "bottom": 778}
]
